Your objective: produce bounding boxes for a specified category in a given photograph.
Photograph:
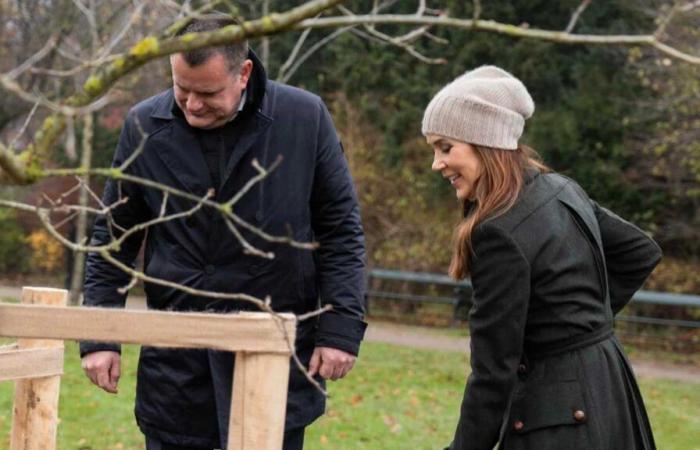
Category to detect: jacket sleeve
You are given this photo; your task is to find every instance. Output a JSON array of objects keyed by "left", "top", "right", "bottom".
[
  {"left": 591, "top": 201, "right": 662, "bottom": 315},
  {"left": 80, "top": 111, "right": 150, "bottom": 357},
  {"left": 309, "top": 100, "right": 367, "bottom": 356},
  {"left": 449, "top": 224, "right": 530, "bottom": 450}
]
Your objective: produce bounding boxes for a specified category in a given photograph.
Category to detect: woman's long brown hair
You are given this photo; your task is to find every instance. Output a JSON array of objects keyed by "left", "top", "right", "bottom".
[{"left": 449, "top": 144, "right": 549, "bottom": 279}]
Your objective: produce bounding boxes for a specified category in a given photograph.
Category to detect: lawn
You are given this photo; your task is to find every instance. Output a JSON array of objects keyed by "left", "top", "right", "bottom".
[{"left": 0, "top": 341, "right": 698, "bottom": 450}]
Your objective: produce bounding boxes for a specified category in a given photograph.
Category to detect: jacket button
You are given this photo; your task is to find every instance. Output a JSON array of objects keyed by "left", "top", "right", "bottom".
[
  {"left": 513, "top": 420, "right": 524, "bottom": 432},
  {"left": 517, "top": 364, "right": 527, "bottom": 374},
  {"left": 204, "top": 265, "right": 215, "bottom": 275},
  {"left": 573, "top": 410, "right": 586, "bottom": 422}
]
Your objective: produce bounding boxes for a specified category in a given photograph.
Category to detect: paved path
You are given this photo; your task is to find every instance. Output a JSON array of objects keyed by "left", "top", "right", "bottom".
[{"left": 2, "top": 286, "right": 697, "bottom": 383}]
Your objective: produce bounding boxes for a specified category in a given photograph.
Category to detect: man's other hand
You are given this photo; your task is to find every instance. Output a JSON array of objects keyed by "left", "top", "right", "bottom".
[
  {"left": 308, "top": 346, "right": 356, "bottom": 381},
  {"left": 81, "top": 351, "right": 121, "bottom": 394}
]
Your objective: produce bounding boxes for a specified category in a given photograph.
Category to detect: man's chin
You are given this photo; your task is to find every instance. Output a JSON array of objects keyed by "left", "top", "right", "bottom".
[{"left": 185, "top": 115, "right": 220, "bottom": 129}]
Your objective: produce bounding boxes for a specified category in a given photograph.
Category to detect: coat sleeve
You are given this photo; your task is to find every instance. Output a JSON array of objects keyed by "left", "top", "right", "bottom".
[
  {"left": 309, "top": 100, "right": 367, "bottom": 356},
  {"left": 79, "top": 110, "right": 150, "bottom": 357},
  {"left": 591, "top": 201, "right": 662, "bottom": 315},
  {"left": 449, "top": 224, "right": 530, "bottom": 450}
]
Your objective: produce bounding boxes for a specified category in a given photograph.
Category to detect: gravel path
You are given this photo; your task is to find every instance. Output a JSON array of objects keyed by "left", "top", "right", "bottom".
[{"left": 2, "top": 286, "right": 697, "bottom": 383}]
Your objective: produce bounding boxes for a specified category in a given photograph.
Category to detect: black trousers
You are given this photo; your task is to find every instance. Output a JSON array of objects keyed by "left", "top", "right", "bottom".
[{"left": 145, "top": 427, "right": 305, "bottom": 450}]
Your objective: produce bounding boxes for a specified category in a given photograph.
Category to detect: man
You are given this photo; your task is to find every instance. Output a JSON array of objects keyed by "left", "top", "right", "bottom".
[{"left": 80, "top": 18, "right": 367, "bottom": 450}]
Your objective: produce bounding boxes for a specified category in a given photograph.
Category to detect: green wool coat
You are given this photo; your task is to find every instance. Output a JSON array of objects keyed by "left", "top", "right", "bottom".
[{"left": 448, "top": 171, "right": 661, "bottom": 450}]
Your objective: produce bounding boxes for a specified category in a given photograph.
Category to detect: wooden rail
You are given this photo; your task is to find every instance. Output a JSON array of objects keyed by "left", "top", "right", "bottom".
[{"left": 0, "top": 287, "right": 297, "bottom": 450}]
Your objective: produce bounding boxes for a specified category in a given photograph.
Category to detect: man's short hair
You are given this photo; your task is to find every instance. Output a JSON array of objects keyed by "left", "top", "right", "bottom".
[{"left": 175, "top": 18, "right": 249, "bottom": 72}]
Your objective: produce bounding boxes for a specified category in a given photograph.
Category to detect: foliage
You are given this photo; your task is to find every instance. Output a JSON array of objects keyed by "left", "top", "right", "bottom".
[
  {"left": 255, "top": 0, "right": 697, "bottom": 262},
  {"left": 0, "top": 209, "right": 29, "bottom": 273},
  {"left": 0, "top": 340, "right": 698, "bottom": 449},
  {"left": 333, "top": 95, "right": 456, "bottom": 272},
  {"left": 25, "top": 228, "right": 64, "bottom": 273},
  {"left": 627, "top": 45, "right": 700, "bottom": 254}
]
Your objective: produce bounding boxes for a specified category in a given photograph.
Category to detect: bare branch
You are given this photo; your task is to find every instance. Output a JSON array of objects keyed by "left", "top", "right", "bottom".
[
  {"left": 44, "top": 163, "right": 320, "bottom": 252},
  {"left": 229, "top": 214, "right": 319, "bottom": 251},
  {"left": 680, "top": 1, "right": 700, "bottom": 12},
  {"left": 119, "top": 117, "right": 148, "bottom": 171},
  {"left": 224, "top": 217, "right": 275, "bottom": 260},
  {"left": 565, "top": 0, "right": 591, "bottom": 34},
  {"left": 117, "top": 276, "right": 139, "bottom": 295},
  {"left": 297, "top": 304, "right": 333, "bottom": 321},
  {"left": 0, "top": 144, "right": 29, "bottom": 184},
  {"left": 7, "top": 102, "right": 40, "bottom": 151},
  {"left": 64, "top": 115, "right": 77, "bottom": 160},
  {"left": 225, "top": 156, "right": 283, "bottom": 207},
  {"left": 296, "top": 14, "right": 700, "bottom": 65},
  {"left": 279, "top": 27, "right": 353, "bottom": 83},
  {"left": 96, "top": 1, "right": 148, "bottom": 60},
  {"left": 472, "top": 0, "right": 481, "bottom": 21},
  {"left": 158, "top": 192, "right": 170, "bottom": 218},
  {"left": 6, "top": 33, "right": 61, "bottom": 80},
  {"left": 72, "top": 0, "right": 100, "bottom": 51},
  {"left": 337, "top": 5, "right": 446, "bottom": 64},
  {"left": 278, "top": 24, "right": 316, "bottom": 81},
  {"left": 0, "top": 0, "right": 346, "bottom": 185}
]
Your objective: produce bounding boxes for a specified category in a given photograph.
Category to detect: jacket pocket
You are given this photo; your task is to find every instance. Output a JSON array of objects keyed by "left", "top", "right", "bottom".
[{"left": 502, "top": 380, "right": 590, "bottom": 450}]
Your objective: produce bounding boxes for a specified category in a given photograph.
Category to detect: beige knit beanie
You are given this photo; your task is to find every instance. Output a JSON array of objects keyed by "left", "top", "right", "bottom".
[{"left": 422, "top": 65, "right": 534, "bottom": 150}]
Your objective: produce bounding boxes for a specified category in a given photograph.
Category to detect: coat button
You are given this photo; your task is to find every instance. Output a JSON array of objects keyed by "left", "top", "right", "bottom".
[
  {"left": 573, "top": 410, "right": 586, "bottom": 422},
  {"left": 517, "top": 364, "right": 527, "bottom": 374},
  {"left": 513, "top": 420, "right": 524, "bottom": 432},
  {"left": 204, "top": 265, "right": 215, "bottom": 275}
]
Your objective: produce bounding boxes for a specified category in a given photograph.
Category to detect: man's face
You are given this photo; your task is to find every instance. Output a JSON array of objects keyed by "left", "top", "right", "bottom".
[{"left": 170, "top": 53, "right": 253, "bottom": 130}]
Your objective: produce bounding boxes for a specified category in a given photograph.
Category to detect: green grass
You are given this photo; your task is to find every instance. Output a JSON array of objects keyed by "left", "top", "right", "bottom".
[{"left": 0, "top": 342, "right": 698, "bottom": 450}]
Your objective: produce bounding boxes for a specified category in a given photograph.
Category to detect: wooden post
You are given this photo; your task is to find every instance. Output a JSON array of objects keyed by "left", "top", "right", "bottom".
[
  {"left": 0, "top": 294, "right": 295, "bottom": 450},
  {"left": 229, "top": 351, "right": 292, "bottom": 450},
  {"left": 10, "top": 287, "right": 67, "bottom": 450}
]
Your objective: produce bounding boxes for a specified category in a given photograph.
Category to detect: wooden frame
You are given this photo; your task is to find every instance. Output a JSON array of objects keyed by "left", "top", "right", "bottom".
[{"left": 0, "top": 287, "right": 296, "bottom": 450}]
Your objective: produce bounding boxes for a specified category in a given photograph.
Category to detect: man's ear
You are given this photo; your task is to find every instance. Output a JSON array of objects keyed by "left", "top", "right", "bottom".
[{"left": 239, "top": 59, "right": 254, "bottom": 87}]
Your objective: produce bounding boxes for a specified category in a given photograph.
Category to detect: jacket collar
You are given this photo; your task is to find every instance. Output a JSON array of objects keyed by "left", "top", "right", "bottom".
[
  {"left": 461, "top": 168, "right": 543, "bottom": 218},
  {"left": 150, "top": 49, "right": 268, "bottom": 122}
]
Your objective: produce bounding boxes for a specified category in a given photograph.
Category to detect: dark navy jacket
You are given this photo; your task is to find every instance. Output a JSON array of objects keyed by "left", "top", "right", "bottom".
[{"left": 80, "top": 52, "right": 367, "bottom": 447}]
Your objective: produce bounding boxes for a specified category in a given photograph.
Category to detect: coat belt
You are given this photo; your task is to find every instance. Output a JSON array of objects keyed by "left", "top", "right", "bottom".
[{"left": 524, "top": 322, "right": 614, "bottom": 360}]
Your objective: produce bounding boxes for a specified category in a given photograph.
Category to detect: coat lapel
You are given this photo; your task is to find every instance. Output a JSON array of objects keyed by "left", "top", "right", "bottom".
[
  {"left": 148, "top": 90, "right": 213, "bottom": 195},
  {"left": 219, "top": 111, "right": 273, "bottom": 197},
  {"left": 150, "top": 122, "right": 213, "bottom": 196}
]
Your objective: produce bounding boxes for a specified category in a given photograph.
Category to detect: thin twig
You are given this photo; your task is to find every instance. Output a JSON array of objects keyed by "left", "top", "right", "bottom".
[
  {"left": 278, "top": 23, "right": 316, "bottom": 81},
  {"left": 565, "top": 0, "right": 592, "bottom": 34},
  {"left": 5, "top": 33, "right": 60, "bottom": 79},
  {"left": 223, "top": 217, "right": 275, "bottom": 260},
  {"left": 225, "top": 156, "right": 283, "bottom": 207},
  {"left": 7, "top": 102, "right": 40, "bottom": 151}
]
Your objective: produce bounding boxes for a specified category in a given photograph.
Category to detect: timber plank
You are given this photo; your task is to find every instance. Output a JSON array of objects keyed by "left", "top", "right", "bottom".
[{"left": 0, "top": 304, "right": 296, "bottom": 353}]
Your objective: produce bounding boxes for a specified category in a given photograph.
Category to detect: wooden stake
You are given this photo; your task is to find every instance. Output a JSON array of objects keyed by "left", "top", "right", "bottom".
[
  {"left": 229, "top": 351, "right": 292, "bottom": 450},
  {"left": 11, "top": 287, "right": 67, "bottom": 450}
]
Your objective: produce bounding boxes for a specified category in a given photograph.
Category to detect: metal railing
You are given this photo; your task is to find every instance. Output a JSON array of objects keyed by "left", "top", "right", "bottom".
[{"left": 367, "top": 268, "right": 700, "bottom": 328}]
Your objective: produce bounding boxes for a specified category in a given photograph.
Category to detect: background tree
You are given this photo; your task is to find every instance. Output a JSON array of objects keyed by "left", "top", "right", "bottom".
[{"left": 0, "top": 0, "right": 698, "bottom": 304}]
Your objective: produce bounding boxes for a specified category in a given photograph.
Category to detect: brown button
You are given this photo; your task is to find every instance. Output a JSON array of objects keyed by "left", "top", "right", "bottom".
[
  {"left": 517, "top": 364, "right": 527, "bottom": 374},
  {"left": 573, "top": 410, "right": 586, "bottom": 422},
  {"left": 513, "top": 420, "right": 524, "bottom": 432}
]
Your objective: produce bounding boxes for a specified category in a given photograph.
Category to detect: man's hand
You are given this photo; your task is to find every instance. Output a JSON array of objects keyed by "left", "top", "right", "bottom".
[
  {"left": 308, "top": 346, "right": 356, "bottom": 381},
  {"left": 81, "top": 351, "right": 121, "bottom": 394}
]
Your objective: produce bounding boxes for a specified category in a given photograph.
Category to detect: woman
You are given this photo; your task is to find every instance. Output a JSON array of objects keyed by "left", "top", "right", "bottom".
[{"left": 422, "top": 66, "right": 661, "bottom": 450}]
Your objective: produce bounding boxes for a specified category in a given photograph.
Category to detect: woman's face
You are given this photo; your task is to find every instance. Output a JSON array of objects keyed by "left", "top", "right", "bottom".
[{"left": 428, "top": 135, "right": 483, "bottom": 201}]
